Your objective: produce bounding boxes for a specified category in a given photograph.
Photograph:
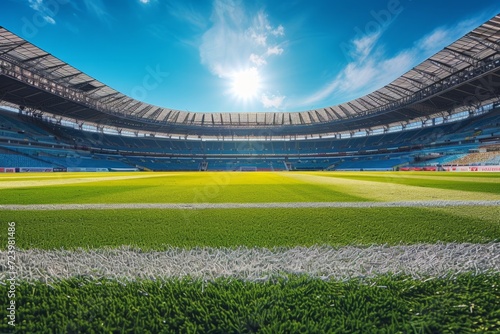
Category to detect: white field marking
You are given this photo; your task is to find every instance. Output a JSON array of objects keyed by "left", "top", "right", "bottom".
[
  {"left": 0, "top": 200, "right": 499, "bottom": 210},
  {"left": 285, "top": 173, "right": 500, "bottom": 201},
  {"left": 1, "top": 243, "right": 498, "bottom": 282},
  {"left": 0, "top": 173, "right": 177, "bottom": 189}
]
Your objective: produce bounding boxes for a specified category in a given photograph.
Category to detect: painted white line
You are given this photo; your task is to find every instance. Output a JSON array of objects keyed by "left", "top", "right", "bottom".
[{"left": 2, "top": 243, "right": 498, "bottom": 282}]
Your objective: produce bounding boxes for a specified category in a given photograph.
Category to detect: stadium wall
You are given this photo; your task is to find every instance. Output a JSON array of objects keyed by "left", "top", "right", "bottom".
[{"left": 445, "top": 166, "right": 500, "bottom": 172}]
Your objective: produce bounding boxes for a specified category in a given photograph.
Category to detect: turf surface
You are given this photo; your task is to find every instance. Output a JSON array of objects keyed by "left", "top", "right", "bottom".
[
  {"left": 1, "top": 274, "right": 498, "bottom": 333},
  {"left": 1, "top": 206, "right": 498, "bottom": 250},
  {"left": 311, "top": 172, "right": 500, "bottom": 194},
  {"left": 1, "top": 171, "right": 499, "bottom": 332},
  {"left": 0, "top": 172, "right": 369, "bottom": 204},
  {"left": 0, "top": 171, "right": 498, "bottom": 204}
]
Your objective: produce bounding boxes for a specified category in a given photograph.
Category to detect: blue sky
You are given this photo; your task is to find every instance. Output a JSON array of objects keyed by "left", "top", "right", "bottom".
[{"left": 1, "top": 0, "right": 499, "bottom": 113}]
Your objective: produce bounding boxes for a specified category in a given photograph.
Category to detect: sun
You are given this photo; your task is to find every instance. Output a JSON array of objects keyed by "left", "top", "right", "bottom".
[{"left": 230, "top": 68, "right": 261, "bottom": 100}]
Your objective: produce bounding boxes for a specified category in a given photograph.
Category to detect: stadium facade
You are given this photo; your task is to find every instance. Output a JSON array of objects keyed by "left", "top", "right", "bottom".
[{"left": 0, "top": 14, "right": 499, "bottom": 171}]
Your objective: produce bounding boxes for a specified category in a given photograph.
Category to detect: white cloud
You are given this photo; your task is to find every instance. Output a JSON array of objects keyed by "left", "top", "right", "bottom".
[
  {"left": 261, "top": 93, "right": 285, "bottom": 109},
  {"left": 271, "top": 25, "right": 285, "bottom": 36},
  {"left": 44, "top": 15, "right": 56, "bottom": 24},
  {"left": 250, "top": 53, "right": 267, "bottom": 66},
  {"left": 28, "top": 0, "right": 114, "bottom": 26},
  {"left": 28, "top": 0, "right": 58, "bottom": 24},
  {"left": 266, "top": 46, "right": 283, "bottom": 56},
  {"left": 416, "top": 17, "right": 482, "bottom": 56},
  {"left": 419, "top": 29, "right": 448, "bottom": 53},
  {"left": 251, "top": 33, "right": 267, "bottom": 46},
  {"left": 139, "top": 0, "right": 150, "bottom": 4},
  {"left": 199, "top": 0, "right": 286, "bottom": 79},
  {"left": 352, "top": 32, "right": 381, "bottom": 61},
  {"left": 300, "top": 16, "right": 485, "bottom": 108},
  {"left": 28, "top": 0, "right": 43, "bottom": 11}
]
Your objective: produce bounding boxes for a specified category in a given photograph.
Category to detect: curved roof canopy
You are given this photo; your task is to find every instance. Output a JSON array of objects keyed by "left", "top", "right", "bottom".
[{"left": 1, "top": 14, "right": 500, "bottom": 137}]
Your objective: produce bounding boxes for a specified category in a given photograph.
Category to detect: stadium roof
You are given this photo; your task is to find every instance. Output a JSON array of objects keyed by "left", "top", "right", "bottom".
[{"left": 1, "top": 14, "right": 500, "bottom": 137}]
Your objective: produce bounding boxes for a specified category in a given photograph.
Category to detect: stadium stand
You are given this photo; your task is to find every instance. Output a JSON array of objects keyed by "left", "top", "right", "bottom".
[
  {"left": 0, "top": 104, "right": 499, "bottom": 171},
  {"left": 0, "top": 147, "right": 53, "bottom": 168},
  {"left": 449, "top": 151, "right": 500, "bottom": 166}
]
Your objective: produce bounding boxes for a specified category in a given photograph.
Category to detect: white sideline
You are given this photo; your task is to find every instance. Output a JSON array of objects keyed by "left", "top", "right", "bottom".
[
  {"left": 1, "top": 243, "right": 498, "bottom": 282},
  {"left": 1, "top": 200, "right": 499, "bottom": 210}
]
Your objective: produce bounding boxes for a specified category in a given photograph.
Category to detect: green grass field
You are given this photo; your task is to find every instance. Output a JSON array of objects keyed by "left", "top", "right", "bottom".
[
  {"left": 2, "top": 274, "right": 499, "bottom": 333},
  {"left": 1, "top": 206, "right": 498, "bottom": 250},
  {"left": 0, "top": 171, "right": 498, "bottom": 204},
  {"left": 1, "top": 171, "right": 499, "bottom": 332}
]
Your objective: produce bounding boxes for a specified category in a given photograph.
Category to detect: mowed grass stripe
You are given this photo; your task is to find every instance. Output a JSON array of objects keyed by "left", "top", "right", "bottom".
[
  {"left": 286, "top": 173, "right": 500, "bottom": 201},
  {"left": 327, "top": 171, "right": 500, "bottom": 184},
  {"left": 1, "top": 206, "right": 498, "bottom": 250},
  {"left": 308, "top": 172, "right": 500, "bottom": 194},
  {"left": 1, "top": 171, "right": 499, "bottom": 204},
  {"left": 0, "top": 183, "right": 366, "bottom": 204},
  {"left": 0, "top": 173, "right": 368, "bottom": 204},
  {"left": 0, "top": 172, "right": 173, "bottom": 189},
  {"left": 1, "top": 200, "right": 499, "bottom": 210}
]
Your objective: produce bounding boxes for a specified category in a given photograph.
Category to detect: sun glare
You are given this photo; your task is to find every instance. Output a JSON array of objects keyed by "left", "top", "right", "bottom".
[{"left": 230, "top": 68, "right": 261, "bottom": 100}]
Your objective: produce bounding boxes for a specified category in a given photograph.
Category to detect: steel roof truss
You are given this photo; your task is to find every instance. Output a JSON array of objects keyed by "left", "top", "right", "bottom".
[
  {"left": 135, "top": 105, "right": 152, "bottom": 118},
  {"left": 113, "top": 97, "right": 133, "bottom": 110},
  {"left": 338, "top": 104, "right": 352, "bottom": 117},
  {"left": 21, "top": 53, "right": 49, "bottom": 64},
  {"left": 322, "top": 108, "right": 335, "bottom": 121},
  {"left": 125, "top": 101, "right": 143, "bottom": 115},
  {"left": 298, "top": 113, "right": 305, "bottom": 125},
  {"left": 163, "top": 108, "right": 174, "bottom": 122},
  {"left": 0, "top": 42, "right": 27, "bottom": 56},
  {"left": 444, "top": 47, "right": 480, "bottom": 66},
  {"left": 430, "top": 59, "right": 457, "bottom": 74},
  {"left": 413, "top": 68, "right": 440, "bottom": 83},
  {"left": 55, "top": 72, "right": 82, "bottom": 82},
  {"left": 314, "top": 110, "right": 325, "bottom": 122},
  {"left": 467, "top": 34, "right": 500, "bottom": 52},
  {"left": 0, "top": 42, "right": 25, "bottom": 51},
  {"left": 106, "top": 95, "right": 127, "bottom": 106},
  {"left": 347, "top": 102, "right": 363, "bottom": 115},
  {"left": 45, "top": 63, "right": 67, "bottom": 72},
  {"left": 402, "top": 76, "right": 426, "bottom": 90},
  {"left": 189, "top": 112, "right": 196, "bottom": 124},
  {"left": 385, "top": 84, "right": 412, "bottom": 97},
  {"left": 372, "top": 91, "right": 394, "bottom": 103},
  {"left": 71, "top": 79, "right": 95, "bottom": 87},
  {"left": 98, "top": 92, "right": 120, "bottom": 102},
  {"left": 149, "top": 108, "right": 163, "bottom": 121},
  {"left": 326, "top": 107, "right": 340, "bottom": 119},
  {"left": 365, "top": 95, "right": 384, "bottom": 108}
]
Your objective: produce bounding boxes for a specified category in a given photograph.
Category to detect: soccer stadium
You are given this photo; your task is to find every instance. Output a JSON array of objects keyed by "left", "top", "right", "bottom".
[{"left": 0, "top": 1, "right": 500, "bottom": 332}]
